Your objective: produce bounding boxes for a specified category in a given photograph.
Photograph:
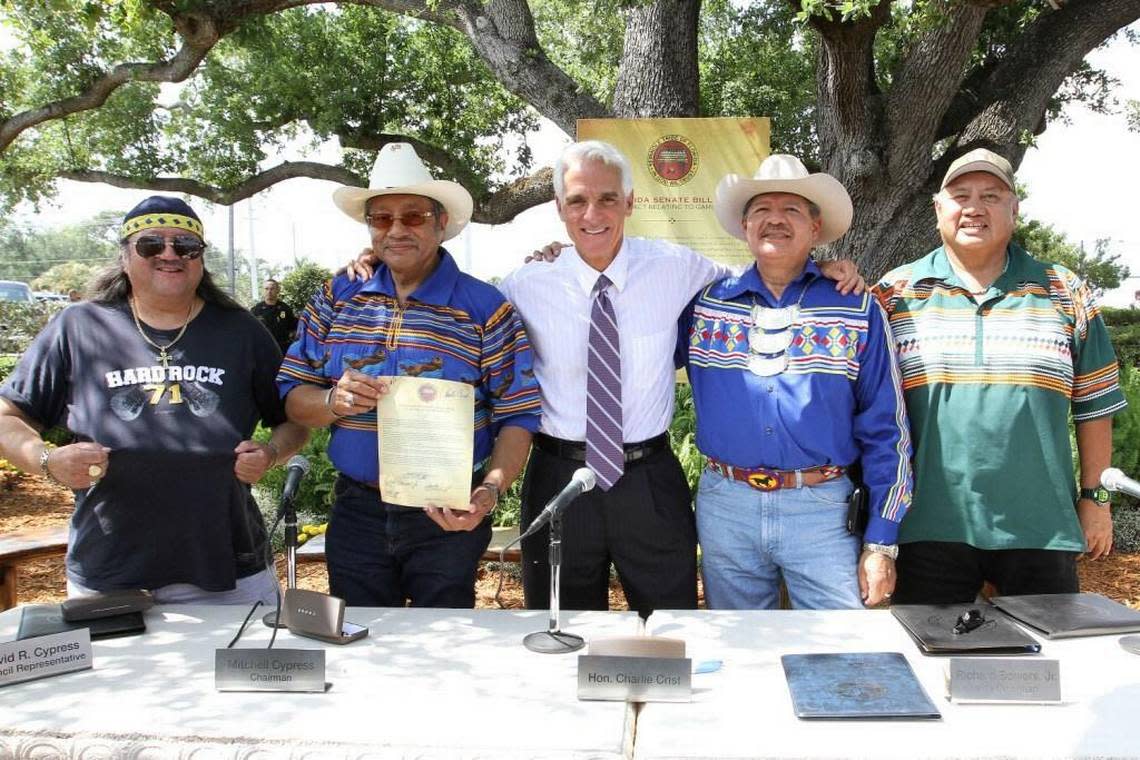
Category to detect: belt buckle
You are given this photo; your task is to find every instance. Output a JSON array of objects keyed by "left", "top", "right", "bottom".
[{"left": 745, "top": 470, "right": 780, "bottom": 491}]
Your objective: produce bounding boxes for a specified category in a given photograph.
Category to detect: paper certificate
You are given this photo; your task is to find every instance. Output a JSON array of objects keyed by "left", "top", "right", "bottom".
[{"left": 377, "top": 377, "right": 475, "bottom": 510}]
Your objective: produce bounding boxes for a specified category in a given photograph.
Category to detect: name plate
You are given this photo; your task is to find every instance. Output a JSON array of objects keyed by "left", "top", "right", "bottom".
[
  {"left": 0, "top": 629, "right": 92, "bottom": 688},
  {"left": 215, "top": 648, "right": 326, "bottom": 692},
  {"left": 947, "top": 657, "right": 1061, "bottom": 703},
  {"left": 578, "top": 655, "right": 691, "bottom": 702}
]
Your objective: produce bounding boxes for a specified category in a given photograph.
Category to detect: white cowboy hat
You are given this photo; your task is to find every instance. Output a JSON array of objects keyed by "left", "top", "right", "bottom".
[
  {"left": 713, "top": 154, "right": 853, "bottom": 244},
  {"left": 332, "top": 143, "right": 473, "bottom": 241}
]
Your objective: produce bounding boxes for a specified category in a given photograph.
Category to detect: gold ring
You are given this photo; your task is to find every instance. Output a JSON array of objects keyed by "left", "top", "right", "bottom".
[{"left": 88, "top": 464, "right": 103, "bottom": 479}]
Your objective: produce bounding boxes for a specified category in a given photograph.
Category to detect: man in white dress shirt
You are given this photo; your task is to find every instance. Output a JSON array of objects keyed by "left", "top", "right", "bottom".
[
  {"left": 349, "top": 140, "right": 859, "bottom": 615},
  {"left": 499, "top": 141, "right": 859, "bottom": 615}
]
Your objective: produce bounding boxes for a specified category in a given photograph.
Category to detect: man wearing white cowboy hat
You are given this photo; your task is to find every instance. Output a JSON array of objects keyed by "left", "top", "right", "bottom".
[
  {"left": 344, "top": 140, "right": 865, "bottom": 616},
  {"left": 679, "top": 154, "right": 913, "bottom": 610},
  {"left": 875, "top": 148, "right": 1126, "bottom": 604},
  {"left": 277, "top": 143, "right": 541, "bottom": 608}
]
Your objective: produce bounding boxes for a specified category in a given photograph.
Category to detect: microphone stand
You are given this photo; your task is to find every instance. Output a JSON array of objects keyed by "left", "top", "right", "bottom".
[
  {"left": 523, "top": 511, "right": 584, "bottom": 654},
  {"left": 263, "top": 493, "right": 298, "bottom": 628}
]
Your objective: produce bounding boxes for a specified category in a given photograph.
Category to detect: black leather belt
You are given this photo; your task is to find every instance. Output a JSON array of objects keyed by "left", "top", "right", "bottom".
[{"left": 533, "top": 432, "right": 670, "bottom": 464}]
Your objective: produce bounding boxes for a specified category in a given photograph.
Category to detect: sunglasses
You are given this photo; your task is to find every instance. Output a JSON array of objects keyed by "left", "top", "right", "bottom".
[
  {"left": 133, "top": 235, "right": 207, "bottom": 260},
  {"left": 364, "top": 211, "right": 436, "bottom": 231}
]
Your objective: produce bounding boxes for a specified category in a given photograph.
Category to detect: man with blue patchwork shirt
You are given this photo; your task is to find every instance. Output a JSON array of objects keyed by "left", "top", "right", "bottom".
[
  {"left": 680, "top": 155, "right": 913, "bottom": 609},
  {"left": 277, "top": 143, "right": 541, "bottom": 608}
]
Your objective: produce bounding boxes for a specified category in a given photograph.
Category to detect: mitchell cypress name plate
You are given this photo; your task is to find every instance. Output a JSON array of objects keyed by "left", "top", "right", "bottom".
[
  {"left": 0, "top": 629, "right": 92, "bottom": 688},
  {"left": 578, "top": 655, "right": 692, "bottom": 702},
  {"left": 215, "top": 648, "right": 326, "bottom": 692},
  {"left": 947, "top": 657, "right": 1061, "bottom": 703}
]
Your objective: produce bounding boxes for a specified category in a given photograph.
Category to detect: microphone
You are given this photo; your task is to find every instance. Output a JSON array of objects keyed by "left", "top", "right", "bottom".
[
  {"left": 280, "top": 455, "right": 311, "bottom": 508},
  {"left": 519, "top": 467, "right": 597, "bottom": 540},
  {"left": 1102, "top": 468, "right": 1140, "bottom": 500}
]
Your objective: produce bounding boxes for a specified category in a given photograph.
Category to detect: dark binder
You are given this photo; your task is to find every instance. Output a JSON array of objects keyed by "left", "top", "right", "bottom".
[
  {"left": 990, "top": 592, "right": 1140, "bottom": 639},
  {"left": 781, "top": 652, "right": 941, "bottom": 720},
  {"left": 891, "top": 604, "right": 1041, "bottom": 655},
  {"left": 16, "top": 603, "right": 146, "bottom": 641}
]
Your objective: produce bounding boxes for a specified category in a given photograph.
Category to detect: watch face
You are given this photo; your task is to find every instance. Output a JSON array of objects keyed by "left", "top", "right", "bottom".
[{"left": 1082, "top": 486, "right": 1111, "bottom": 503}]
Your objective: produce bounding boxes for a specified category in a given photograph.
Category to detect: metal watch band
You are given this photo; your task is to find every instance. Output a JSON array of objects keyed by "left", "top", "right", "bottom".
[{"left": 862, "top": 542, "right": 899, "bottom": 560}]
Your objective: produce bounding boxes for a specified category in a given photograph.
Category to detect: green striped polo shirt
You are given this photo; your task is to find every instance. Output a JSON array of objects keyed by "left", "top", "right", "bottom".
[{"left": 874, "top": 244, "right": 1126, "bottom": 551}]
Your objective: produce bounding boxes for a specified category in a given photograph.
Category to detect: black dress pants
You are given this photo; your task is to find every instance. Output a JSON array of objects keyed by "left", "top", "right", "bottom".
[
  {"left": 519, "top": 444, "right": 698, "bottom": 617},
  {"left": 892, "top": 541, "right": 1080, "bottom": 604}
]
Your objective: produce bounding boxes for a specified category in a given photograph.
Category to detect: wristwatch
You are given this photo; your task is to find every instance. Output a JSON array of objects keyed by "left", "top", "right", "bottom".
[
  {"left": 863, "top": 542, "right": 899, "bottom": 560},
  {"left": 1079, "top": 486, "right": 1111, "bottom": 506}
]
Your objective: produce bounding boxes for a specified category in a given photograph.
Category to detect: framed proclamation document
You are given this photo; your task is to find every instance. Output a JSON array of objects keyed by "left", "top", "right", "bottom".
[{"left": 377, "top": 377, "right": 474, "bottom": 510}]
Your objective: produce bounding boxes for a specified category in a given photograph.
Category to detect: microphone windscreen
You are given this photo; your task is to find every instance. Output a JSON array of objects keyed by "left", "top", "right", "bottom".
[
  {"left": 573, "top": 467, "right": 597, "bottom": 491},
  {"left": 287, "top": 454, "right": 311, "bottom": 476},
  {"left": 1102, "top": 468, "right": 1125, "bottom": 490}
]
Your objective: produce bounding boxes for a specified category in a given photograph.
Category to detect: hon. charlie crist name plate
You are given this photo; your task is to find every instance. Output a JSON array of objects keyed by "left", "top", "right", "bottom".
[
  {"left": 578, "top": 655, "right": 691, "bottom": 702},
  {"left": 215, "top": 648, "right": 326, "bottom": 692},
  {"left": 948, "top": 657, "right": 1061, "bottom": 703},
  {"left": 0, "top": 629, "right": 92, "bottom": 688}
]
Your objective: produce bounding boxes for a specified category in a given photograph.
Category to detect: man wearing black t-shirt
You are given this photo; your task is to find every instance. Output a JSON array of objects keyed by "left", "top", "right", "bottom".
[
  {"left": 251, "top": 279, "right": 297, "bottom": 354},
  {"left": 0, "top": 196, "right": 308, "bottom": 604}
]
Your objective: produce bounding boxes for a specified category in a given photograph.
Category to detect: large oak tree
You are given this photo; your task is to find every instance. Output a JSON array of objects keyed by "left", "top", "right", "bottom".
[{"left": 1, "top": 0, "right": 1137, "bottom": 275}]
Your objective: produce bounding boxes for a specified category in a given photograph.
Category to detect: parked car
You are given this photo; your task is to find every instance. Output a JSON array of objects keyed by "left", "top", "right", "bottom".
[
  {"left": 34, "top": 291, "right": 70, "bottom": 304},
  {"left": 0, "top": 280, "right": 36, "bottom": 304}
]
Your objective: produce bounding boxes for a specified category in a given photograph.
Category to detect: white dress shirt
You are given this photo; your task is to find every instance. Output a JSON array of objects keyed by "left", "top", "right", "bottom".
[{"left": 499, "top": 237, "right": 728, "bottom": 442}]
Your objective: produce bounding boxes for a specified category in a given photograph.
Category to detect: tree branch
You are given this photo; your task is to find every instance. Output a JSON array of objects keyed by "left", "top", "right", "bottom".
[
  {"left": 883, "top": 3, "right": 988, "bottom": 189},
  {"left": 450, "top": 0, "right": 608, "bottom": 134},
  {"left": 938, "top": 0, "right": 1140, "bottom": 145},
  {"left": 59, "top": 161, "right": 555, "bottom": 223},
  {"left": 334, "top": 130, "right": 486, "bottom": 192},
  {"left": 58, "top": 162, "right": 359, "bottom": 206},
  {"left": 0, "top": 12, "right": 220, "bottom": 153}
]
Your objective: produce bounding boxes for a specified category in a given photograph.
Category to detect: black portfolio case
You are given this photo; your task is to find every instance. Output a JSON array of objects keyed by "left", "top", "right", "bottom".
[
  {"left": 891, "top": 604, "right": 1042, "bottom": 655},
  {"left": 16, "top": 603, "right": 146, "bottom": 641},
  {"left": 990, "top": 592, "right": 1140, "bottom": 639}
]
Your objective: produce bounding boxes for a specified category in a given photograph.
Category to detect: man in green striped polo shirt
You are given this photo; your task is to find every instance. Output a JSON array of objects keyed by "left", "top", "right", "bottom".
[{"left": 875, "top": 148, "right": 1127, "bottom": 604}]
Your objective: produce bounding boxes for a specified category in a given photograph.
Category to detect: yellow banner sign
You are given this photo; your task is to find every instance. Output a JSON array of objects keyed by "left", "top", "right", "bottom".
[{"left": 576, "top": 117, "right": 770, "bottom": 266}]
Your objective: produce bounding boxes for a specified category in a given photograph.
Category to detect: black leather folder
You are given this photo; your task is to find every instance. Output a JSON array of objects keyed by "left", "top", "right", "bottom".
[
  {"left": 990, "top": 592, "right": 1140, "bottom": 639},
  {"left": 781, "top": 652, "right": 941, "bottom": 720},
  {"left": 891, "top": 604, "right": 1041, "bottom": 655},
  {"left": 17, "top": 603, "right": 146, "bottom": 641}
]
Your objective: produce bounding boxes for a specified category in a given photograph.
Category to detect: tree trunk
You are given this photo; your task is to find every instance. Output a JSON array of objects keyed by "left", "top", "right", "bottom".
[{"left": 612, "top": 0, "right": 702, "bottom": 118}]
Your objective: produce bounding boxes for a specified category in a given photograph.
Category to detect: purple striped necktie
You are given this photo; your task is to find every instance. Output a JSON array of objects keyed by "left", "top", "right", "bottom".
[{"left": 586, "top": 274, "right": 624, "bottom": 490}]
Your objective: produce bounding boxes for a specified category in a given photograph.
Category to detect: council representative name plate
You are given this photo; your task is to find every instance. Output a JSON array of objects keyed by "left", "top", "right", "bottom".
[{"left": 0, "top": 629, "right": 92, "bottom": 688}]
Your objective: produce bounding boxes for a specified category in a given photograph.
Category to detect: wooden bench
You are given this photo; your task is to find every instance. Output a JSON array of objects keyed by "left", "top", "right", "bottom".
[
  {"left": 297, "top": 525, "right": 522, "bottom": 564},
  {"left": 0, "top": 524, "right": 69, "bottom": 611}
]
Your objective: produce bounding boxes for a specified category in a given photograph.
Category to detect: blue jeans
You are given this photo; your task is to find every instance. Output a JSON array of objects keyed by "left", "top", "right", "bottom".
[
  {"left": 696, "top": 469, "right": 862, "bottom": 610},
  {"left": 325, "top": 476, "right": 491, "bottom": 608}
]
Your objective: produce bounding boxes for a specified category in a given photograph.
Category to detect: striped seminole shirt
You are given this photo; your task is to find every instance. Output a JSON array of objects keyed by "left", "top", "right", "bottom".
[
  {"left": 277, "top": 249, "right": 541, "bottom": 484},
  {"left": 680, "top": 261, "right": 914, "bottom": 546},
  {"left": 874, "top": 244, "right": 1127, "bottom": 551}
]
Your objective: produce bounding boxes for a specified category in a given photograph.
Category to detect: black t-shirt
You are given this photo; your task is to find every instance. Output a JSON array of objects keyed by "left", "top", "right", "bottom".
[
  {"left": 250, "top": 300, "right": 297, "bottom": 353},
  {"left": 0, "top": 300, "right": 287, "bottom": 592}
]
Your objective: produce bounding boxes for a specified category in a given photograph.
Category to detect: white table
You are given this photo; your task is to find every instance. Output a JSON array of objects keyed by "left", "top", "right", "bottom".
[
  {"left": 0, "top": 605, "right": 638, "bottom": 759},
  {"left": 638, "top": 609, "right": 1140, "bottom": 760}
]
